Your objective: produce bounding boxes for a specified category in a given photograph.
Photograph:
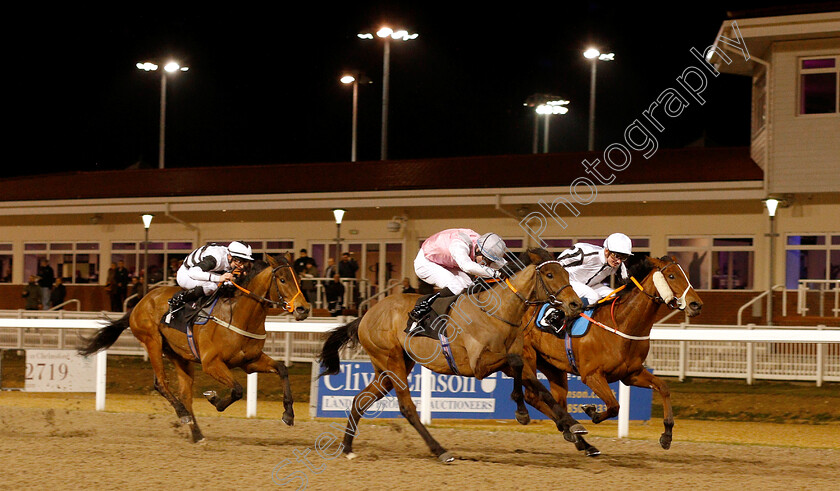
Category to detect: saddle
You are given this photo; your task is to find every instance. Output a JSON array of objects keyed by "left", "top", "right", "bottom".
[
  {"left": 161, "top": 291, "right": 222, "bottom": 335},
  {"left": 535, "top": 298, "right": 606, "bottom": 339},
  {"left": 404, "top": 293, "right": 460, "bottom": 340}
]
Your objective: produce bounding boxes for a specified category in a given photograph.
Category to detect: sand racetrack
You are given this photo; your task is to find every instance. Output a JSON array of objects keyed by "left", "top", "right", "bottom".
[{"left": 1, "top": 394, "right": 838, "bottom": 490}]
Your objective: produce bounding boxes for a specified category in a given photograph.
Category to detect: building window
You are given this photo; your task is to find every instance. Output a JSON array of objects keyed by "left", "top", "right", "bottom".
[
  {"left": 667, "top": 237, "right": 754, "bottom": 289},
  {"left": 0, "top": 243, "right": 12, "bottom": 283},
  {"left": 24, "top": 242, "right": 101, "bottom": 284},
  {"left": 112, "top": 241, "right": 194, "bottom": 285},
  {"left": 799, "top": 56, "right": 838, "bottom": 115},
  {"left": 785, "top": 234, "right": 840, "bottom": 289}
]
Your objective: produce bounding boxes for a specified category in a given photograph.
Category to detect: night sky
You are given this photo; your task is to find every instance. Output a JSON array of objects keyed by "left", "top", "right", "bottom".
[{"left": 4, "top": 2, "right": 791, "bottom": 179}]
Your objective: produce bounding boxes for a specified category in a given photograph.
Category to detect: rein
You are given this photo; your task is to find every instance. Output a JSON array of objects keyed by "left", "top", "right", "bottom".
[
  {"left": 479, "top": 260, "right": 573, "bottom": 327},
  {"left": 228, "top": 264, "right": 303, "bottom": 313}
]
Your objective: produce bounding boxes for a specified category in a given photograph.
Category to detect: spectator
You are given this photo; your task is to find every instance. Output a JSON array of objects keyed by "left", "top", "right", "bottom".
[
  {"left": 301, "top": 262, "right": 319, "bottom": 302},
  {"left": 293, "top": 248, "right": 317, "bottom": 274},
  {"left": 127, "top": 276, "right": 143, "bottom": 309},
  {"left": 50, "top": 276, "right": 66, "bottom": 309},
  {"left": 338, "top": 252, "right": 359, "bottom": 278},
  {"left": 37, "top": 258, "right": 55, "bottom": 310},
  {"left": 22, "top": 275, "right": 41, "bottom": 310},
  {"left": 323, "top": 257, "right": 338, "bottom": 279},
  {"left": 106, "top": 262, "right": 121, "bottom": 312},
  {"left": 325, "top": 274, "right": 345, "bottom": 316},
  {"left": 114, "top": 260, "right": 130, "bottom": 310},
  {"left": 401, "top": 277, "right": 416, "bottom": 294}
]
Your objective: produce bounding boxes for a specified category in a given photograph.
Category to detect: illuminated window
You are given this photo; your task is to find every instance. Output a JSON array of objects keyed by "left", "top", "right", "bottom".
[
  {"left": 799, "top": 56, "right": 838, "bottom": 115},
  {"left": 668, "top": 237, "right": 754, "bottom": 290}
]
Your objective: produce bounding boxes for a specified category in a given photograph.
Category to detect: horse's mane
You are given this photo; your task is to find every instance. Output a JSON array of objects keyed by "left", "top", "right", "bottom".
[
  {"left": 501, "top": 247, "right": 554, "bottom": 277},
  {"left": 236, "top": 258, "right": 271, "bottom": 288}
]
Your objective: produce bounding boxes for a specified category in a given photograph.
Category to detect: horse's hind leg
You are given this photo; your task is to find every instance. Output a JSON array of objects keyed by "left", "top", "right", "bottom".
[
  {"left": 137, "top": 330, "right": 193, "bottom": 427},
  {"left": 339, "top": 369, "right": 395, "bottom": 459},
  {"left": 170, "top": 355, "right": 204, "bottom": 443},
  {"left": 388, "top": 354, "right": 453, "bottom": 463},
  {"left": 625, "top": 369, "right": 673, "bottom": 449},
  {"left": 243, "top": 352, "right": 295, "bottom": 426}
]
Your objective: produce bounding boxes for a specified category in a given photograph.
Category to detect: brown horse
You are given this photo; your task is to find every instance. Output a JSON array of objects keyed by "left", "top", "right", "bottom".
[
  {"left": 78, "top": 254, "right": 310, "bottom": 442},
  {"left": 521, "top": 255, "right": 703, "bottom": 456},
  {"left": 318, "top": 248, "right": 586, "bottom": 463}
]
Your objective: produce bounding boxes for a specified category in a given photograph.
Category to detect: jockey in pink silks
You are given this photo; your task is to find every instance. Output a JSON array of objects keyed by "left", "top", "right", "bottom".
[{"left": 409, "top": 229, "right": 507, "bottom": 321}]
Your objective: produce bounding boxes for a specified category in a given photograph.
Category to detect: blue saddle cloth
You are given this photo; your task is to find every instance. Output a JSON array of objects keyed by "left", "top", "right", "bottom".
[{"left": 534, "top": 302, "right": 594, "bottom": 338}]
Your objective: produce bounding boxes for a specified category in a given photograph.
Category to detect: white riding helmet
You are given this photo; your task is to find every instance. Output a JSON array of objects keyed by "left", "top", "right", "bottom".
[
  {"left": 477, "top": 233, "right": 508, "bottom": 267},
  {"left": 228, "top": 241, "right": 254, "bottom": 261},
  {"left": 603, "top": 233, "right": 633, "bottom": 256}
]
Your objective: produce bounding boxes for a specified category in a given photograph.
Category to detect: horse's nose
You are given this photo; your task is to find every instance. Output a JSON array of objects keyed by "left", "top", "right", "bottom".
[
  {"left": 295, "top": 306, "right": 309, "bottom": 316},
  {"left": 689, "top": 302, "right": 702, "bottom": 312},
  {"left": 568, "top": 300, "right": 582, "bottom": 315}
]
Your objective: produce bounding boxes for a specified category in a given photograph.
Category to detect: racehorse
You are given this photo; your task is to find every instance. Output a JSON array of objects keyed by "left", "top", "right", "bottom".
[
  {"left": 78, "top": 254, "right": 310, "bottom": 443},
  {"left": 318, "top": 248, "right": 586, "bottom": 463},
  {"left": 522, "top": 255, "right": 703, "bottom": 456}
]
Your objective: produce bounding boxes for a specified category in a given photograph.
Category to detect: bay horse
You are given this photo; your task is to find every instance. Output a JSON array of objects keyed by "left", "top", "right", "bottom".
[
  {"left": 78, "top": 254, "right": 310, "bottom": 443},
  {"left": 318, "top": 248, "right": 586, "bottom": 463},
  {"left": 522, "top": 255, "right": 703, "bottom": 456}
]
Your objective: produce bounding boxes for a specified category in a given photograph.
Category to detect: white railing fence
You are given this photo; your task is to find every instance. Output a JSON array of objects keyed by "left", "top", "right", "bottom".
[{"left": 1, "top": 313, "right": 838, "bottom": 439}]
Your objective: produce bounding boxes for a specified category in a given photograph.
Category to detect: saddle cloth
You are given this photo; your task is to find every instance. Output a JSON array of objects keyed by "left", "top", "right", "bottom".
[{"left": 535, "top": 303, "right": 595, "bottom": 338}]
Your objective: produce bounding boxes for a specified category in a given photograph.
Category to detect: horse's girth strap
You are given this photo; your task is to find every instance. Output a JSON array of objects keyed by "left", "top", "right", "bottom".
[{"left": 209, "top": 316, "right": 267, "bottom": 339}]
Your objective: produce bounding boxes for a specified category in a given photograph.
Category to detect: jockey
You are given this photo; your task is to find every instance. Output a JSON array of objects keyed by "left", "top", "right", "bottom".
[
  {"left": 409, "top": 229, "right": 507, "bottom": 321},
  {"left": 168, "top": 241, "right": 255, "bottom": 310},
  {"left": 558, "top": 233, "right": 632, "bottom": 306}
]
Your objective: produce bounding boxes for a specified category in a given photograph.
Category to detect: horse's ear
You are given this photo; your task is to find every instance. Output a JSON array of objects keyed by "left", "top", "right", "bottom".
[
  {"left": 527, "top": 250, "right": 542, "bottom": 266},
  {"left": 266, "top": 254, "right": 280, "bottom": 268},
  {"left": 284, "top": 252, "right": 293, "bottom": 264}
]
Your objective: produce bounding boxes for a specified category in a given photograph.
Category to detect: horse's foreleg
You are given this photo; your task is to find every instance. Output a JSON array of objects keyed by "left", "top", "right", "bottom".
[
  {"left": 200, "top": 355, "right": 243, "bottom": 412},
  {"left": 624, "top": 369, "right": 673, "bottom": 449},
  {"left": 580, "top": 372, "right": 620, "bottom": 424},
  {"left": 505, "top": 353, "right": 530, "bottom": 425},
  {"left": 170, "top": 356, "right": 204, "bottom": 443},
  {"left": 532, "top": 357, "right": 596, "bottom": 456},
  {"left": 474, "top": 349, "right": 529, "bottom": 425},
  {"left": 243, "top": 352, "right": 295, "bottom": 426}
]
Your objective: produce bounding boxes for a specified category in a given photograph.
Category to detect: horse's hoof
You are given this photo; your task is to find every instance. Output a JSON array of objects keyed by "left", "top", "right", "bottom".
[
  {"left": 563, "top": 430, "right": 576, "bottom": 443},
  {"left": 585, "top": 447, "right": 601, "bottom": 457},
  {"left": 195, "top": 437, "right": 207, "bottom": 445},
  {"left": 282, "top": 413, "right": 295, "bottom": 427},
  {"left": 180, "top": 415, "right": 193, "bottom": 425},
  {"left": 345, "top": 452, "right": 357, "bottom": 460},
  {"left": 659, "top": 435, "right": 672, "bottom": 450},
  {"left": 582, "top": 404, "right": 598, "bottom": 418},
  {"left": 203, "top": 390, "right": 217, "bottom": 402},
  {"left": 438, "top": 451, "right": 455, "bottom": 464},
  {"left": 515, "top": 410, "right": 531, "bottom": 426},
  {"left": 569, "top": 423, "right": 588, "bottom": 435}
]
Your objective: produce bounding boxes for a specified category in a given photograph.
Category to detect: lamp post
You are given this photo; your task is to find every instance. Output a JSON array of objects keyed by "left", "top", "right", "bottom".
[
  {"left": 358, "top": 27, "right": 418, "bottom": 160},
  {"left": 524, "top": 95, "right": 569, "bottom": 153},
  {"left": 332, "top": 208, "right": 346, "bottom": 267},
  {"left": 763, "top": 197, "right": 792, "bottom": 325},
  {"left": 136, "top": 61, "right": 189, "bottom": 169},
  {"left": 583, "top": 48, "right": 614, "bottom": 152},
  {"left": 141, "top": 214, "right": 154, "bottom": 295},
  {"left": 340, "top": 73, "right": 371, "bottom": 162}
]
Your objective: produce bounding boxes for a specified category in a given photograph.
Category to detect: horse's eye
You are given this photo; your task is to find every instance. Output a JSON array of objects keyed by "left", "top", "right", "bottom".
[
  {"left": 669, "top": 274, "right": 675, "bottom": 280},
  {"left": 546, "top": 272, "right": 554, "bottom": 279},
  {"left": 280, "top": 278, "right": 286, "bottom": 283}
]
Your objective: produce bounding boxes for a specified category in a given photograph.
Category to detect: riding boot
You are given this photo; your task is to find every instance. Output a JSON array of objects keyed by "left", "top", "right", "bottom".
[
  {"left": 168, "top": 286, "right": 205, "bottom": 311},
  {"left": 409, "top": 288, "right": 453, "bottom": 321}
]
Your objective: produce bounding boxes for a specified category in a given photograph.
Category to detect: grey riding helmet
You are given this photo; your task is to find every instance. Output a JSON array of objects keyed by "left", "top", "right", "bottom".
[{"left": 477, "top": 233, "right": 508, "bottom": 268}]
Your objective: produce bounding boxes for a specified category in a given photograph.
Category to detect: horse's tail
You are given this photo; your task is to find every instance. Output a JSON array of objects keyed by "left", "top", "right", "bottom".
[
  {"left": 77, "top": 313, "right": 132, "bottom": 357},
  {"left": 317, "top": 317, "right": 362, "bottom": 377}
]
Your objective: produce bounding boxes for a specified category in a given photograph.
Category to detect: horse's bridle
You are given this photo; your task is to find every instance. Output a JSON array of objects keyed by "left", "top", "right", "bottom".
[
  {"left": 229, "top": 264, "right": 304, "bottom": 313},
  {"left": 632, "top": 261, "right": 693, "bottom": 311}
]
